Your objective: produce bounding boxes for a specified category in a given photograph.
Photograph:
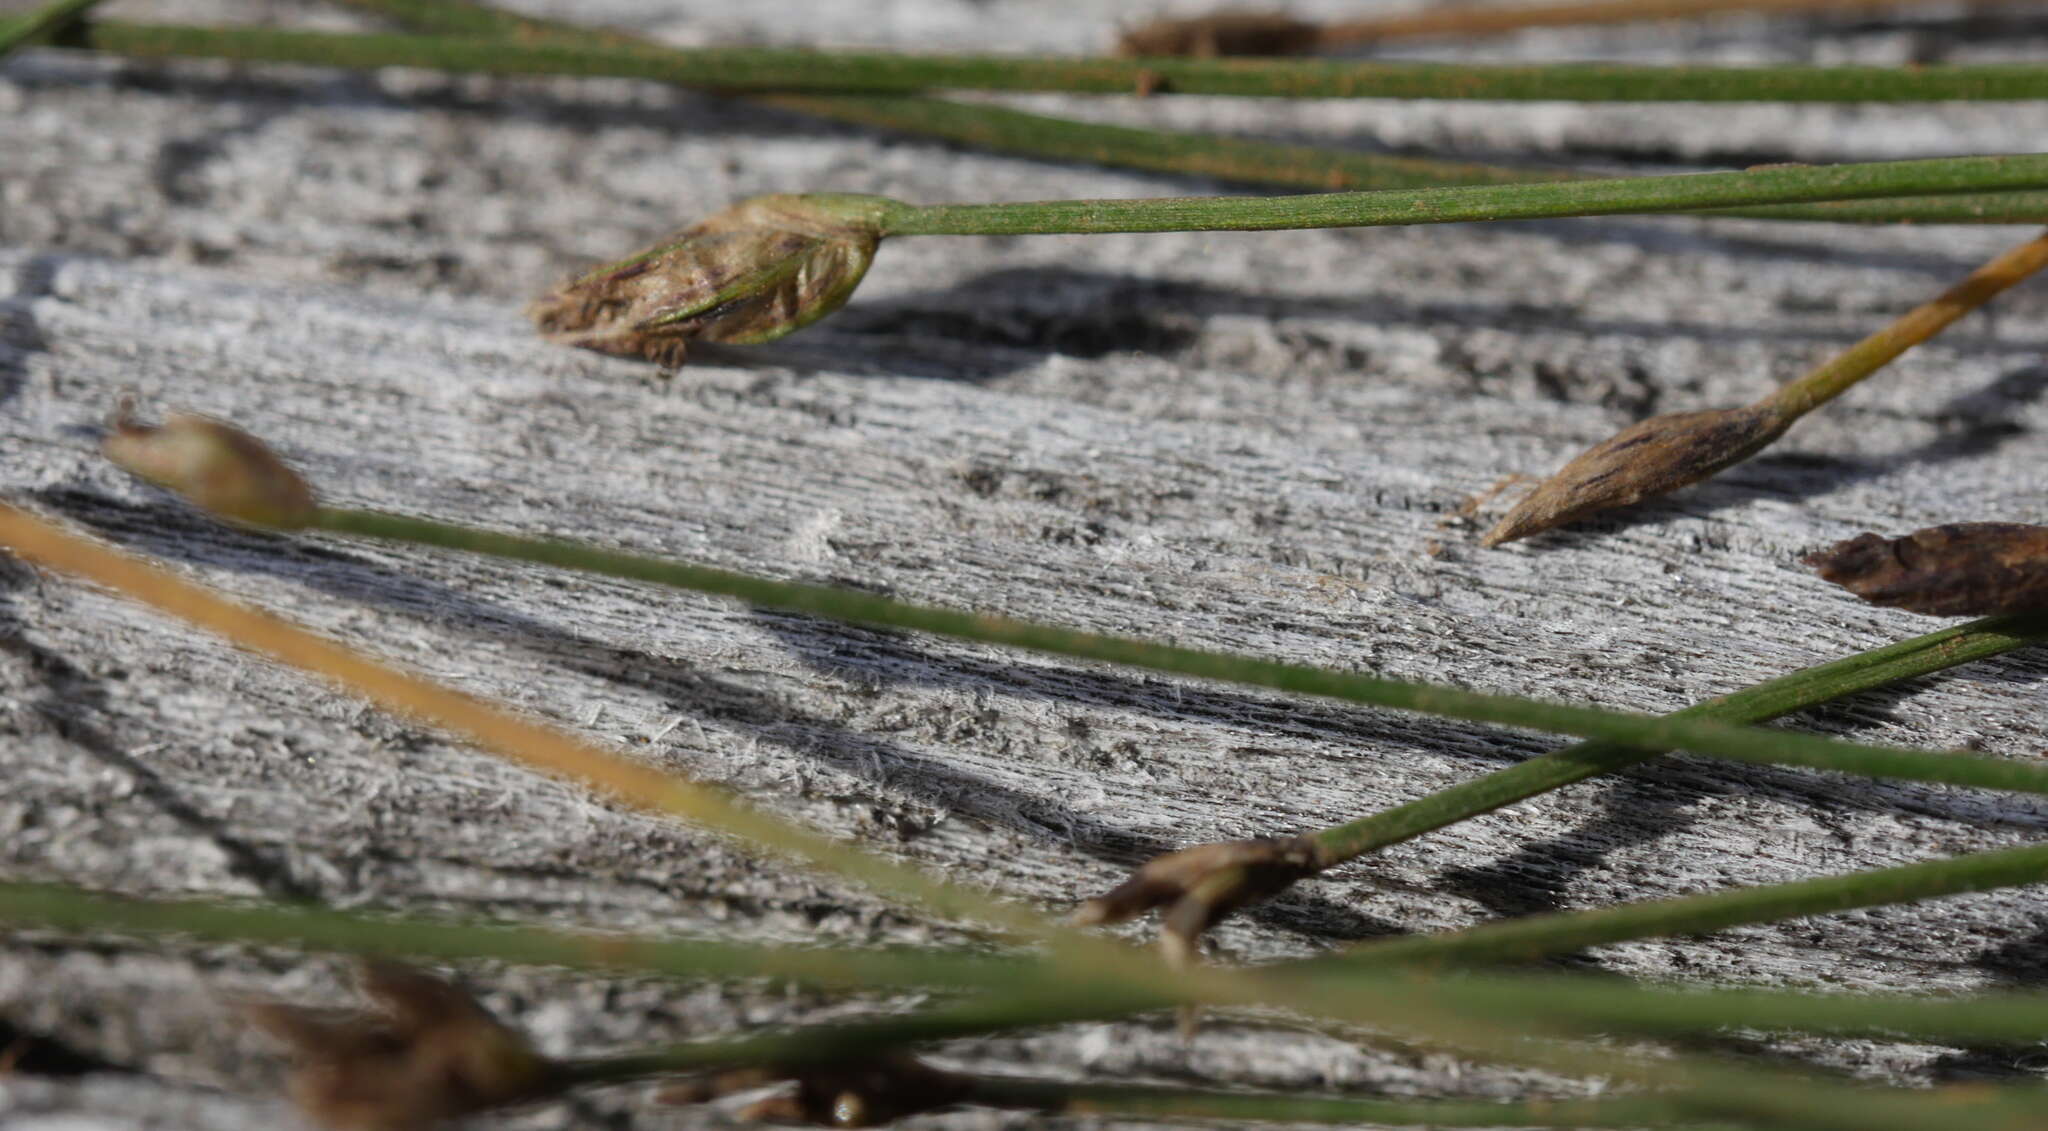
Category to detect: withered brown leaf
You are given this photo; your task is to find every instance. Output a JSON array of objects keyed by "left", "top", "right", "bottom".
[
  {"left": 1805, "top": 522, "right": 2048, "bottom": 617},
  {"left": 1117, "top": 11, "right": 1321, "bottom": 57},
  {"left": 1481, "top": 402, "right": 1789, "bottom": 547}
]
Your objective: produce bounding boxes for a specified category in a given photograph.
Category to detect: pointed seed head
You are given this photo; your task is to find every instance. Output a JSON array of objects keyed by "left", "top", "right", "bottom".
[
  {"left": 528, "top": 194, "right": 884, "bottom": 366},
  {"left": 1482, "top": 402, "right": 1789, "bottom": 547},
  {"left": 1071, "top": 836, "right": 1319, "bottom": 965},
  {"left": 102, "top": 403, "right": 316, "bottom": 529},
  {"left": 1805, "top": 522, "right": 2048, "bottom": 617}
]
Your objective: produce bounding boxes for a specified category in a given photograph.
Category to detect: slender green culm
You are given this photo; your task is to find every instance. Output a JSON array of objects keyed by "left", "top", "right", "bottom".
[
  {"left": 310, "top": 505, "right": 2029, "bottom": 794},
  {"left": 43, "top": 21, "right": 2048, "bottom": 232},
  {"left": 964, "top": 1082, "right": 1706, "bottom": 1129},
  {"left": 0, "top": 882, "right": 1029, "bottom": 992},
  {"left": 33, "top": 881, "right": 2048, "bottom": 1050},
  {"left": 0, "top": 0, "right": 106, "bottom": 57},
  {"left": 1431, "top": 972, "right": 2048, "bottom": 1047},
  {"left": 559, "top": 985, "right": 1159, "bottom": 1086},
  {"left": 327, "top": 0, "right": 2048, "bottom": 226},
  {"left": 865, "top": 155, "right": 2048, "bottom": 236},
  {"left": 1318, "top": 838, "right": 2048, "bottom": 969},
  {"left": 1122, "top": 0, "right": 1945, "bottom": 55},
  {"left": 1077, "top": 609, "right": 2048, "bottom": 957},
  {"left": 15, "top": 883, "right": 2046, "bottom": 1131},
  {"left": 54, "top": 22, "right": 2048, "bottom": 102},
  {"left": 793, "top": 99, "right": 2048, "bottom": 225},
  {"left": 1306, "top": 610, "right": 2048, "bottom": 866}
]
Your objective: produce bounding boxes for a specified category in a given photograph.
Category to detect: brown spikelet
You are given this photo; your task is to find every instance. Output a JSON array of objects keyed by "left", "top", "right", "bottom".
[
  {"left": 528, "top": 194, "right": 882, "bottom": 367},
  {"left": 1481, "top": 402, "right": 1790, "bottom": 547},
  {"left": 244, "top": 961, "right": 560, "bottom": 1131},
  {"left": 1805, "top": 523, "right": 2048, "bottom": 617},
  {"left": 1116, "top": 12, "right": 1322, "bottom": 57},
  {"left": 1070, "top": 836, "right": 1319, "bottom": 967},
  {"left": 657, "top": 1054, "right": 974, "bottom": 1127},
  {"left": 101, "top": 403, "right": 317, "bottom": 529}
]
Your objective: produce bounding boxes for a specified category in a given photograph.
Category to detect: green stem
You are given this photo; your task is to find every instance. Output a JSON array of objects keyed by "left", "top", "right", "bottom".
[
  {"left": 34, "top": 881, "right": 2048, "bottom": 1050},
  {"left": 1318, "top": 839, "right": 2048, "bottom": 970},
  {"left": 56, "top": 21, "right": 2048, "bottom": 102},
  {"left": 326, "top": 0, "right": 617, "bottom": 41},
  {"left": 310, "top": 506, "right": 2017, "bottom": 799},
  {"left": 966, "top": 1081, "right": 1709, "bottom": 1128},
  {"left": 14, "top": 880, "right": 2048, "bottom": 1130},
  {"left": 1432, "top": 972, "right": 2048, "bottom": 1046},
  {"left": 868, "top": 155, "right": 2048, "bottom": 236},
  {"left": 327, "top": 0, "right": 2048, "bottom": 226},
  {"left": 1305, "top": 611, "right": 2048, "bottom": 866},
  {"left": 1768, "top": 228, "right": 2048, "bottom": 417},
  {"left": 558, "top": 984, "right": 1160, "bottom": 1086},
  {"left": 560, "top": 982, "right": 2035, "bottom": 1131},
  {"left": 1312, "top": 0, "right": 1939, "bottom": 47},
  {"left": 0, "top": 0, "right": 105, "bottom": 57},
  {"left": 802, "top": 96, "right": 2048, "bottom": 225},
  {"left": 0, "top": 881, "right": 1027, "bottom": 992}
]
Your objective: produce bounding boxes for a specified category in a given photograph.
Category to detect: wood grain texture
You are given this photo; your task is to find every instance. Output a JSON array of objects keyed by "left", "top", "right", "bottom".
[{"left": 8, "top": 1, "right": 2048, "bottom": 1126}]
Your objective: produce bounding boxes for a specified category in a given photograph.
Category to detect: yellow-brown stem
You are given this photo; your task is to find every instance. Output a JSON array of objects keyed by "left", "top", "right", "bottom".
[
  {"left": 1770, "top": 227, "right": 2048, "bottom": 418},
  {"left": 0, "top": 503, "right": 1056, "bottom": 939}
]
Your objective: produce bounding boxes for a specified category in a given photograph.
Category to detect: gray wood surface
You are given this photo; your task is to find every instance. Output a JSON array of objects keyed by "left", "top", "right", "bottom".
[{"left": 8, "top": 1, "right": 2048, "bottom": 1127}]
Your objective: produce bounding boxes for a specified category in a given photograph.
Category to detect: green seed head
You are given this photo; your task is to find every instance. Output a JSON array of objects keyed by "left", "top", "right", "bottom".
[{"left": 528, "top": 193, "right": 886, "bottom": 366}]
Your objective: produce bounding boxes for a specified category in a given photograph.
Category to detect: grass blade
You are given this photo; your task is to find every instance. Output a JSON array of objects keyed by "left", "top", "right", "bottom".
[{"left": 57, "top": 21, "right": 2048, "bottom": 102}]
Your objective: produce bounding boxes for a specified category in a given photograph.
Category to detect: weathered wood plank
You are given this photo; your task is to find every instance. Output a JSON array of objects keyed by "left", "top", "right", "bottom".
[{"left": 8, "top": 1, "right": 2048, "bottom": 1126}]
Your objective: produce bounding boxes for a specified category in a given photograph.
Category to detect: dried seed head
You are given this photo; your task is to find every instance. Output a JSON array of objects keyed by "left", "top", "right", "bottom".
[
  {"left": 1805, "top": 522, "right": 2048, "bottom": 617},
  {"left": 102, "top": 403, "right": 316, "bottom": 529},
  {"left": 1117, "top": 12, "right": 1322, "bottom": 57},
  {"left": 528, "top": 194, "right": 884, "bottom": 367},
  {"left": 1070, "top": 836, "right": 1320, "bottom": 967},
  {"left": 245, "top": 961, "right": 560, "bottom": 1131},
  {"left": 1481, "top": 402, "right": 1790, "bottom": 547},
  {"left": 657, "top": 1054, "right": 974, "bottom": 1127}
]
